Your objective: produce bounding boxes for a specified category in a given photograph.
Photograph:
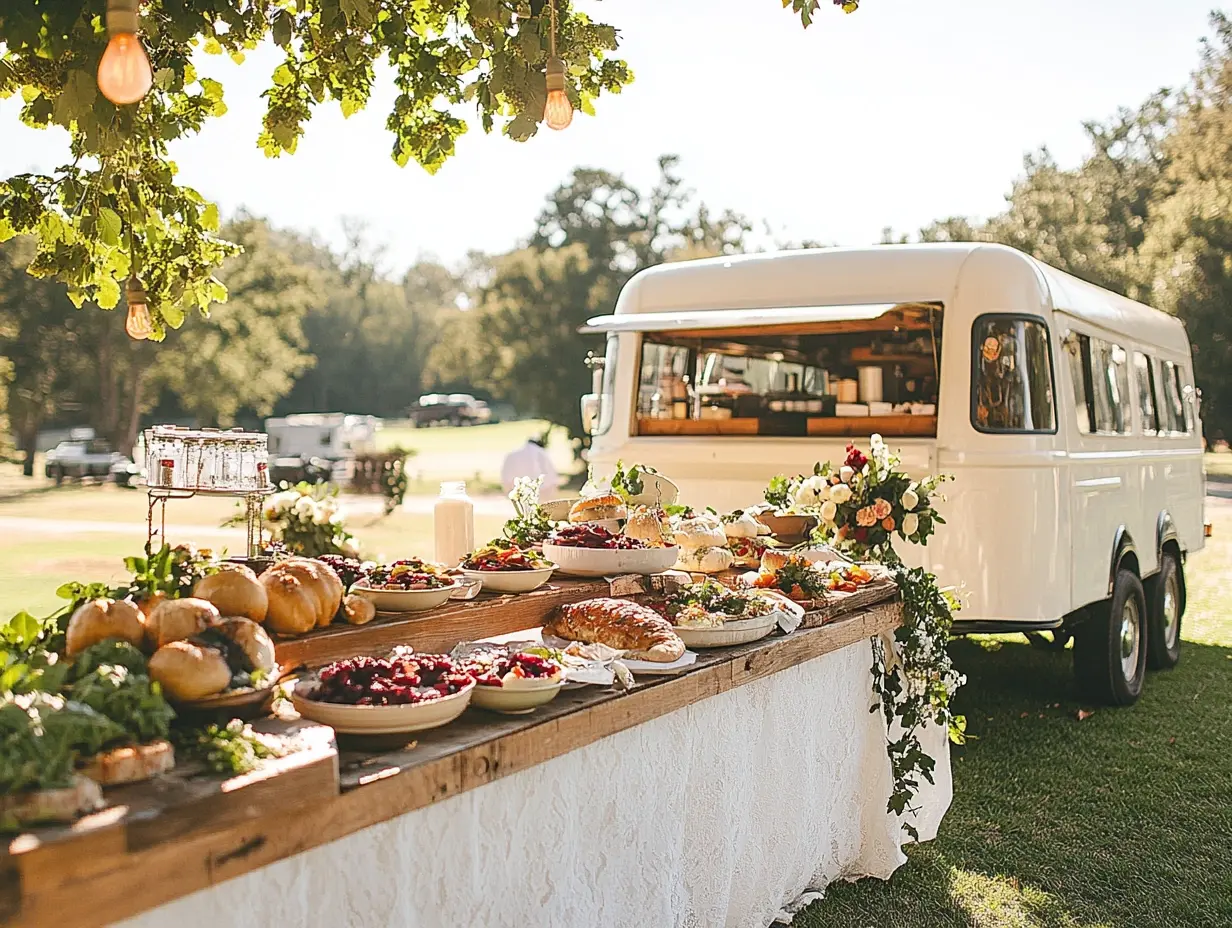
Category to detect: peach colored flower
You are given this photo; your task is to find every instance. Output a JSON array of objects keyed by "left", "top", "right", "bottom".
[
  {"left": 856, "top": 506, "right": 878, "bottom": 527},
  {"left": 872, "top": 498, "right": 892, "bottom": 520},
  {"left": 837, "top": 524, "right": 850, "bottom": 540},
  {"left": 881, "top": 516, "right": 896, "bottom": 531}
]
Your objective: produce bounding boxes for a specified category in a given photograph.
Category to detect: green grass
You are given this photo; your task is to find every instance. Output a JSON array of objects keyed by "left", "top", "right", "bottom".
[{"left": 797, "top": 506, "right": 1232, "bottom": 928}]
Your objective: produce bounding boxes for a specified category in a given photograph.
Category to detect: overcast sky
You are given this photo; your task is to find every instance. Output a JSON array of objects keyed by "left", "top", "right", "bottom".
[{"left": 0, "top": 0, "right": 1220, "bottom": 272}]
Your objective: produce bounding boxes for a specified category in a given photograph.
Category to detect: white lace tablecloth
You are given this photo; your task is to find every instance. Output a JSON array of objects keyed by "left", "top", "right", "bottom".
[{"left": 117, "top": 639, "right": 951, "bottom": 928}]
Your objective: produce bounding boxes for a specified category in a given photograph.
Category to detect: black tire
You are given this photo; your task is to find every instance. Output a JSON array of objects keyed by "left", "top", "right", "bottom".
[
  {"left": 1073, "top": 568, "right": 1148, "bottom": 706},
  {"left": 1146, "top": 553, "right": 1183, "bottom": 670}
]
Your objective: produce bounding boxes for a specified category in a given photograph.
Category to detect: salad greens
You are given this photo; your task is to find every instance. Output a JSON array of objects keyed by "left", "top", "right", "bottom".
[
  {"left": 70, "top": 640, "right": 149, "bottom": 681},
  {"left": 70, "top": 665, "right": 176, "bottom": 744},
  {"left": 174, "top": 720, "right": 281, "bottom": 776},
  {"left": 666, "top": 579, "right": 765, "bottom": 619},
  {"left": 0, "top": 693, "right": 124, "bottom": 795}
]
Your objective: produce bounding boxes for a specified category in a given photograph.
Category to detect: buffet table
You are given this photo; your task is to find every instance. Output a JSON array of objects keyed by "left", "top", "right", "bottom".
[{"left": 3, "top": 581, "right": 951, "bottom": 928}]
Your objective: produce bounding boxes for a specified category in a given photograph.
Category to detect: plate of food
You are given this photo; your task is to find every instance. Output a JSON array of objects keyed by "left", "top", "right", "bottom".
[
  {"left": 460, "top": 542, "right": 557, "bottom": 594},
  {"left": 543, "top": 597, "right": 687, "bottom": 664},
  {"left": 458, "top": 646, "right": 566, "bottom": 714},
  {"left": 352, "top": 559, "right": 475, "bottom": 612},
  {"left": 147, "top": 616, "right": 282, "bottom": 714},
  {"left": 291, "top": 653, "right": 476, "bottom": 734},
  {"left": 650, "top": 579, "right": 787, "bottom": 648},
  {"left": 543, "top": 526, "right": 680, "bottom": 578},
  {"left": 747, "top": 552, "right": 876, "bottom": 604}
]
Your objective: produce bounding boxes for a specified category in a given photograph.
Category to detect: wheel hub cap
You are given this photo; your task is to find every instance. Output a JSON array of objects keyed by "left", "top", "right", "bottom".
[
  {"left": 1162, "top": 574, "right": 1179, "bottom": 650},
  {"left": 1120, "top": 598, "right": 1141, "bottom": 680}
]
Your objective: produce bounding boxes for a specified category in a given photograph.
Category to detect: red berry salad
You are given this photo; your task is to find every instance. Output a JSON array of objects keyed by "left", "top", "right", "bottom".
[{"left": 312, "top": 653, "right": 474, "bottom": 706}]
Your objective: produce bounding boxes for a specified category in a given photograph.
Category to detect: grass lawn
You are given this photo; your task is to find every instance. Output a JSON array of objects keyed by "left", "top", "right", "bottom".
[{"left": 798, "top": 504, "right": 1232, "bottom": 928}]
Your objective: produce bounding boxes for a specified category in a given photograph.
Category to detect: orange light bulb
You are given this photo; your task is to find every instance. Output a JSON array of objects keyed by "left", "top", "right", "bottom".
[
  {"left": 124, "top": 277, "right": 153, "bottom": 340},
  {"left": 98, "top": 32, "right": 153, "bottom": 105},
  {"left": 543, "top": 56, "right": 573, "bottom": 131},
  {"left": 545, "top": 90, "right": 573, "bottom": 131}
]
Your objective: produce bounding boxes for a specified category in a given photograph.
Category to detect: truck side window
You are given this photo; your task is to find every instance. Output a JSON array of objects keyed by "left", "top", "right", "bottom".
[
  {"left": 1064, "top": 331, "right": 1093, "bottom": 434},
  {"left": 1133, "top": 351, "right": 1158, "bottom": 435},
  {"left": 1090, "top": 338, "right": 1131, "bottom": 434},
  {"left": 971, "top": 315, "right": 1056, "bottom": 433},
  {"left": 1161, "top": 360, "right": 1189, "bottom": 434}
]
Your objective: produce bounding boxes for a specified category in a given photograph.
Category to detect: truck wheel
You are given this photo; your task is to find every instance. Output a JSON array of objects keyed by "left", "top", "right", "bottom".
[
  {"left": 1073, "top": 569, "right": 1147, "bottom": 706},
  {"left": 1146, "top": 554, "right": 1183, "bottom": 670}
]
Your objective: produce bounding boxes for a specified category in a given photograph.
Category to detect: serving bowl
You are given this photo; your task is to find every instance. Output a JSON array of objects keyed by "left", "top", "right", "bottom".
[
  {"left": 469, "top": 677, "right": 564, "bottom": 714},
  {"left": 754, "top": 513, "right": 818, "bottom": 545},
  {"left": 291, "top": 678, "right": 476, "bottom": 735},
  {"left": 542, "top": 543, "right": 681, "bottom": 578},
  {"left": 673, "top": 615, "right": 779, "bottom": 649},
  {"left": 351, "top": 580, "right": 461, "bottom": 613},
  {"left": 460, "top": 565, "right": 556, "bottom": 594}
]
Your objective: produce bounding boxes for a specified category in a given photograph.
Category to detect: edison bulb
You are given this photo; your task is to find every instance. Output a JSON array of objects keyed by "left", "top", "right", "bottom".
[
  {"left": 98, "top": 33, "right": 153, "bottom": 105},
  {"left": 544, "top": 90, "right": 573, "bottom": 131},
  {"left": 125, "top": 298, "right": 153, "bottom": 340}
]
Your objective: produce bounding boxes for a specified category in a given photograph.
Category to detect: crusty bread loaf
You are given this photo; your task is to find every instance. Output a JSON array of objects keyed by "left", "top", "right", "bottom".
[
  {"left": 260, "top": 558, "right": 343, "bottom": 634},
  {"left": 145, "top": 597, "right": 219, "bottom": 650},
  {"left": 544, "top": 597, "right": 685, "bottom": 662},
  {"left": 148, "top": 640, "right": 231, "bottom": 700},
  {"left": 65, "top": 599, "right": 146, "bottom": 657},
  {"left": 195, "top": 565, "right": 268, "bottom": 622}
]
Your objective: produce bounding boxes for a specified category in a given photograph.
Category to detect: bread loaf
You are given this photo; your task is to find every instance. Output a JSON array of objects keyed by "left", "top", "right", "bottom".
[
  {"left": 195, "top": 565, "right": 268, "bottom": 622},
  {"left": 544, "top": 597, "right": 685, "bottom": 662},
  {"left": 260, "top": 558, "right": 344, "bottom": 635},
  {"left": 145, "top": 598, "right": 219, "bottom": 650},
  {"left": 65, "top": 599, "right": 146, "bottom": 658}
]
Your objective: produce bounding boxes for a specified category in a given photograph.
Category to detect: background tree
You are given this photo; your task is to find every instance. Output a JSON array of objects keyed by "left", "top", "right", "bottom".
[{"left": 428, "top": 156, "right": 749, "bottom": 442}]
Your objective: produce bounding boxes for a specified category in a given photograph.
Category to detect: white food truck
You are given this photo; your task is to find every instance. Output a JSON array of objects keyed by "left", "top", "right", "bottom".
[{"left": 582, "top": 243, "right": 1205, "bottom": 705}]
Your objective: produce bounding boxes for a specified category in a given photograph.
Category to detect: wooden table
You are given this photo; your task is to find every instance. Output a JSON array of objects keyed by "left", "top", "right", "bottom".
[{"left": 1, "top": 583, "right": 901, "bottom": 928}]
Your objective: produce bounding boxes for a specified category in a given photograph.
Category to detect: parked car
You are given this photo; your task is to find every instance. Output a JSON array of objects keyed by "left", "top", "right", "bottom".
[
  {"left": 268, "top": 455, "right": 336, "bottom": 487},
  {"left": 585, "top": 243, "right": 1205, "bottom": 706},
  {"left": 407, "top": 394, "right": 491, "bottom": 427},
  {"left": 44, "top": 440, "right": 132, "bottom": 484}
]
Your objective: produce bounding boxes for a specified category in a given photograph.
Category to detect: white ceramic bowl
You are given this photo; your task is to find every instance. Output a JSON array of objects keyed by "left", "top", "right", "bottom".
[
  {"left": 542, "top": 543, "right": 681, "bottom": 578},
  {"left": 352, "top": 580, "right": 460, "bottom": 613},
  {"left": 469, "top": 677, "right": 564, "bottom": 714},
  {"left": 460, "top": 565, "right": 556, "bottom": 594},
  {"left": 291, "top": 678, "right": 475, "bottom": 735},
  {"left": 673, "top": 615, "right": 779, "bottom": 649}
]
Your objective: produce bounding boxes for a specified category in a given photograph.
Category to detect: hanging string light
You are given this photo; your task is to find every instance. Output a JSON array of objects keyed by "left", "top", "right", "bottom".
[
  {"left": 98, "top": 0, "right": 153, "bottom": 105},
  {"left": 124, "top": 276, "right": 153, "bottom": 340},
  {"left": 543, "top": 0, "right": 573, "bottom": 131}
]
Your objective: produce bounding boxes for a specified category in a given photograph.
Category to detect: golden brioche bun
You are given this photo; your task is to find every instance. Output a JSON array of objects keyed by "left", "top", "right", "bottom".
[
  {"left": 212, "top": 616, "right": 277, "bottom": 675},
  {"left": 568, "top": 494, "right": 628, "bottom": 523},
  {"left": 148, "top": 640, "right": 231, "bottom": 701},
  {"left": 194, "top": 565, "right": 268, "bottom": 622},
  {"left": 145, "top": 597, "right": 220, "bottom": 650},
  {"left": 65, "top": 599, "right": 146, "bottom": 658},
  {"left": 342, "top": 594, "right": 377, "bottom": 626}
]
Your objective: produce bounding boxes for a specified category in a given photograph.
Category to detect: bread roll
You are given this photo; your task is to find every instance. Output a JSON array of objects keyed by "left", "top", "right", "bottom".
[
  {"left": 568, "top": 494, "right": 627, "bottom": 523},
  {"left": 342, "top": 594, "right": 376, "bottom": 626},
  {"left": 722, "top": 512, "right": 761, "bottom": 540},
  {"left": 65, "top": 599, "right": 146, "bottom": 658},
  {"left": 675, "top": 516, "right": 728, "bottom": 551},
  {"left": 148, "top": 640, "right": 231, "bottom": 700},
  {"left": 213, "top": 617, "right": 277, "bottom": 675},
  {"left": 760, "top": 549, "right": 790, "bottom": 574},
  {"left": 136, "top": 591, "right": 166, "bottom": 621},
  {"left": 260, "top": 559, "right": 343, "bottom": 635},
  {"left": 195, "top": 565, "right": 268, "bottom": 622},
  {"left": 677, "top": 546, "right": 734, "bottom": 574},
  {"left": 145, "top": 597, "right": 219, "bottom": 650},
  {"left": 623, "top": 506, "right": 675, "bottom": 548}
]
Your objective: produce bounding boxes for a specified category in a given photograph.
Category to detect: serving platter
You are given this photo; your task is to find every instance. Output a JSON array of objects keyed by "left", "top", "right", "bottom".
[
  {"left": 673, "top": 615, "right": 780, "bottom": 649},
  {"left": 543, "top": 543, "right": 680, "bottom": 578},
  {"left": 291, "top": 678, "right": 476, "bottom": 735}
]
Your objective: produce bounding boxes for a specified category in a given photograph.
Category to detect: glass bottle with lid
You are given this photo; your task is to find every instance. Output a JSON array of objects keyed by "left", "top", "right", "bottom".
[{"left": 433, "top": 481, "right": 474, "bottom": 566}]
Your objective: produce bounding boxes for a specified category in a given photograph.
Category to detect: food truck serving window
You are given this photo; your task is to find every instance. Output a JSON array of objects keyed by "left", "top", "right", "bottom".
[
  {"left": 970, "top": 315, "right": 1057, "bottom": 434},
  {"left": 630, "top": 305, "right": 941, "bottom": 439}
]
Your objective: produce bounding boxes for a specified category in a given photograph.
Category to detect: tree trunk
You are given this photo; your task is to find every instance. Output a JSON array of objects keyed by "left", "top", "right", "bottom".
[
  {"left": 119, "top": 367, "right": 145, "bottom": 458},
  {"left": 21, "top": 430, "right": 37, "bottom": 477}
]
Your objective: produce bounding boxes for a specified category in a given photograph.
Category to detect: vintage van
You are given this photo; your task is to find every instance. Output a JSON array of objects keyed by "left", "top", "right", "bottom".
[{"left": 582, "top": 243, "right": 1205, "bottom": 705}]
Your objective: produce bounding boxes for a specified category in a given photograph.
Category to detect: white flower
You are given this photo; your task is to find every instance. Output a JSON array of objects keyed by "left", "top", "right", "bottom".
[
  {"left": 294, "top": 496, "right": 316, "bottom": 518},
  {"left": 820, "top": 500, "right": 838, "bottom": 523},
  {"left": 839, "top": 465, "right": 854, "bottom": 483},
  {"left": 901, "top": 488, "right": 919, "bottom": 512},
  {"left": 830, "top": 483, "right": 853, "bottom": 504},
  {"left": 870, "top": 433, "right": 884, "bottom": 449},
  {"left": 340, "top": 540, "right": 359, "bottom": 558},
  {"left": 902, "top": 512, "right": 919, "bottom": 536},
  {"left": 793, "top": 486, "right": 819, "bottom": 509}
]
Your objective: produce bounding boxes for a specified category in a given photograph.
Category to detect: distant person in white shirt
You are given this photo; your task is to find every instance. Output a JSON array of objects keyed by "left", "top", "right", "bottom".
[{"left": 500, "top": 432, "right": 561, "bottom": 501}]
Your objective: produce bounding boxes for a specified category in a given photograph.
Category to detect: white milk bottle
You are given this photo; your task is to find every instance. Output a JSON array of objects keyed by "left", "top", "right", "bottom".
[{"left": 434, "top": 481, "right": 474, "bottom": 566}]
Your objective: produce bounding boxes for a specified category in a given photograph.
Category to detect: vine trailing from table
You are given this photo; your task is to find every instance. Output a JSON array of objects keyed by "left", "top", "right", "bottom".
[{"left": 764, "top": 434, "right": 965, "bottom": 838}]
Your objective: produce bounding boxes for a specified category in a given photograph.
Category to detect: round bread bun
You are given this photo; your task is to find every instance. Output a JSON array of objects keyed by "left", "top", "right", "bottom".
[
  {"left": 265, "top": 558, "right": 343, "bottom": 629},
  {"left": 195, "top": 565, "right": 268, "bottom": 622},
  {"left": 675, "top": 516, "right": 728, "bottom": 552},
  {"left": 145, "top": 597, "right": 220, "bottom": 650},
  {"left": 65, "top": 599, "right": 146, "bottom": 658},
  {"left": 148, "top": 640, "right": 231, "bottom": 701},
  {"left": 624, "top": 506, "right": 675, "bottom": 548},
  {"left": 342, "top": 594, "right": 377, "bottom": 626},
  {"left": 676, "top": 545, "right": 734, "bottom": 574},
  {"left": 260, "top": 564, "right": 321, "bottom": 636},
  {"left": 568, "top": 494, "right": 628, "bottom": 523},
  {"left": 760, "top": 549, "right": 790, "bottom": 574},
  {"left": 212, "top": 616, "right": 277, "bottom": 676},
  {"left": 136, "top": 591, "right": 167, "bottom": 621}
]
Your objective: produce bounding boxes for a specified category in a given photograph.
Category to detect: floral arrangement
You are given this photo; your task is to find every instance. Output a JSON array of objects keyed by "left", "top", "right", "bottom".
[
  {"left": 501, "top": 476, "right": 555, "bottom": 547},
  {"left": 764, "top": 435, "right": 964, "bottom": 838},
  {"left": 766, "top": 435, "right": 948, "bottom": 560},
  {"left": 259, "top": 482, "right": 358, "bottom": 558}
]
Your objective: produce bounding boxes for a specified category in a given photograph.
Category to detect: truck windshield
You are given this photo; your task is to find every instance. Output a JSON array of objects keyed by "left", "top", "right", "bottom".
[{"left": 631, "top": 305, "right": 941, "bottom": 439}]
